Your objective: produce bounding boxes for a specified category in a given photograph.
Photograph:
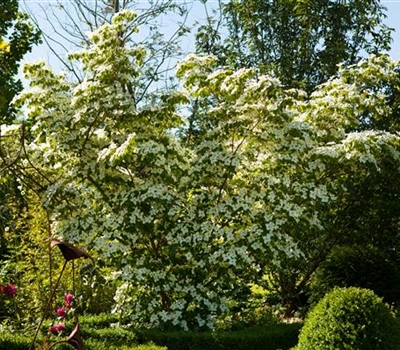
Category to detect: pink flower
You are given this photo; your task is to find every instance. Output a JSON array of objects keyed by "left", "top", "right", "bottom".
[
  {"left": 49, "top": 326, "right": 58, "bottom": 335},
  {"left": 57, "top": 307, "right": 67, "bottom": 318},
  {"left": 1, "top": 283, "right": 17, "bottom": 297},
  {"left": 55, "top": 323, "right": 65, "bottom": 333},
  {"left": 64, "top": 293, "right": 73, "bottom": 306}
]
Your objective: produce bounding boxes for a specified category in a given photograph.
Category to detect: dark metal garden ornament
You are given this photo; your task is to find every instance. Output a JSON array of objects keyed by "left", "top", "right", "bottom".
[
  {"left": 66, "top": 323, "right": 84, "bottom": 350},
  {"left": 30, "top": 239, "right": 93, "bottom": 350},
  {"left": 50, "top": 239, "right": 94, "bottom": 263}
]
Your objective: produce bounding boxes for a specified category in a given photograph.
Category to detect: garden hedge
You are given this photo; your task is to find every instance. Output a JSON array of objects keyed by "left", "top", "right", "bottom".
[
  {"left": 0, "top": 332, "right": 165, "bottom": 350},
  {"left": 0, "top": 314, "right": 301, "bottom": 350},
  {"left": 139, "top": 323, "right": 302, "bottom": 350},
  {"left": 0, "top": 333, "right": 29, "bottom": 350}
]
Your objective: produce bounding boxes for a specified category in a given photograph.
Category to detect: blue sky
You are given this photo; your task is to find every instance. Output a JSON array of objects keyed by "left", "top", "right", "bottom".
[
  {"left": 20, "top": 1, "right": 400, "bottom": 70},
  {"left": 383, "top": 1, "right": 400, "bottom": 59}
]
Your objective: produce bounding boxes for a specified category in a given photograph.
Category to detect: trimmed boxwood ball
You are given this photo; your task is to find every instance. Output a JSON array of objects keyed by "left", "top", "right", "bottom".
[{"left": 295, "top": 287, "right": 400, "bottom": 350}]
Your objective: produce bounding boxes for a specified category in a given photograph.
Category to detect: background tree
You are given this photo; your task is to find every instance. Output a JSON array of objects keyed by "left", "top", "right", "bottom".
[
  {"left": 0, "top": 0, "right": 40, "bottom": 124},
  {"left": 0, "top": 1, "right": 40, "bottom": 324},
  {"left": 195, "top": 0, "right": 393, "bottom": 93},
  {"left": 0, "top": 0, "right": 40, "bottom": 265},
  {"left": 184, "top": 0, "right": 393, "bottom": 145}
]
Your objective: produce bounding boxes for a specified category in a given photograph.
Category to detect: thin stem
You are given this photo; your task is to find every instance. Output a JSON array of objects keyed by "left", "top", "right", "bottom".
[
  {"left": 30, "top": 260, "right": 68, "bottom": 350},
  {"left": 72, "top": 260, "right": 75, "bottom": 296}
]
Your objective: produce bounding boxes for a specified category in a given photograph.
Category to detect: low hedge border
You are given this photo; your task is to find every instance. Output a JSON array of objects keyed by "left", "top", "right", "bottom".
[
  {"left": 0, "top": 316, "right": 301, "bottom": 350},
  {"left": 138, "top": 323, "right": 302, "bottom": 350},
  {"left": 0, "top": 333, "right": 164, "bottom": 350},
  {"left": 0, "top": 333, "right": 29, "bottom": 350}
]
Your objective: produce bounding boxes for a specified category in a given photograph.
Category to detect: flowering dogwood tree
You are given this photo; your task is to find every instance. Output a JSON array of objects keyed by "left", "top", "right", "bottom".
[{"left": 5, "top": 11, "right": 400, "bottom": 329}]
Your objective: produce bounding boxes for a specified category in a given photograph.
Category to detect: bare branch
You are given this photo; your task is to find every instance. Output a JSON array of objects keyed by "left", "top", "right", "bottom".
[{"left": 23, "top": 0, "right": 192, "bottom": 101}]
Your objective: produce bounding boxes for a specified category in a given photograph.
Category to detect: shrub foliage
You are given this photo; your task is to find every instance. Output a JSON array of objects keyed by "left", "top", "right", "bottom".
[
  {"left": 296, "top": 287, "right": 400, "bottom": 350},
  {"left": 310, "top": 246, "right": 400, "bottom": 306}
]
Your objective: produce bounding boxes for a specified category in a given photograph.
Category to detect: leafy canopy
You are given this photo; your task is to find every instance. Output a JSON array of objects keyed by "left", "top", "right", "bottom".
[{"left": 196, "top": 0, "right": 393, "bottom": 93}]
